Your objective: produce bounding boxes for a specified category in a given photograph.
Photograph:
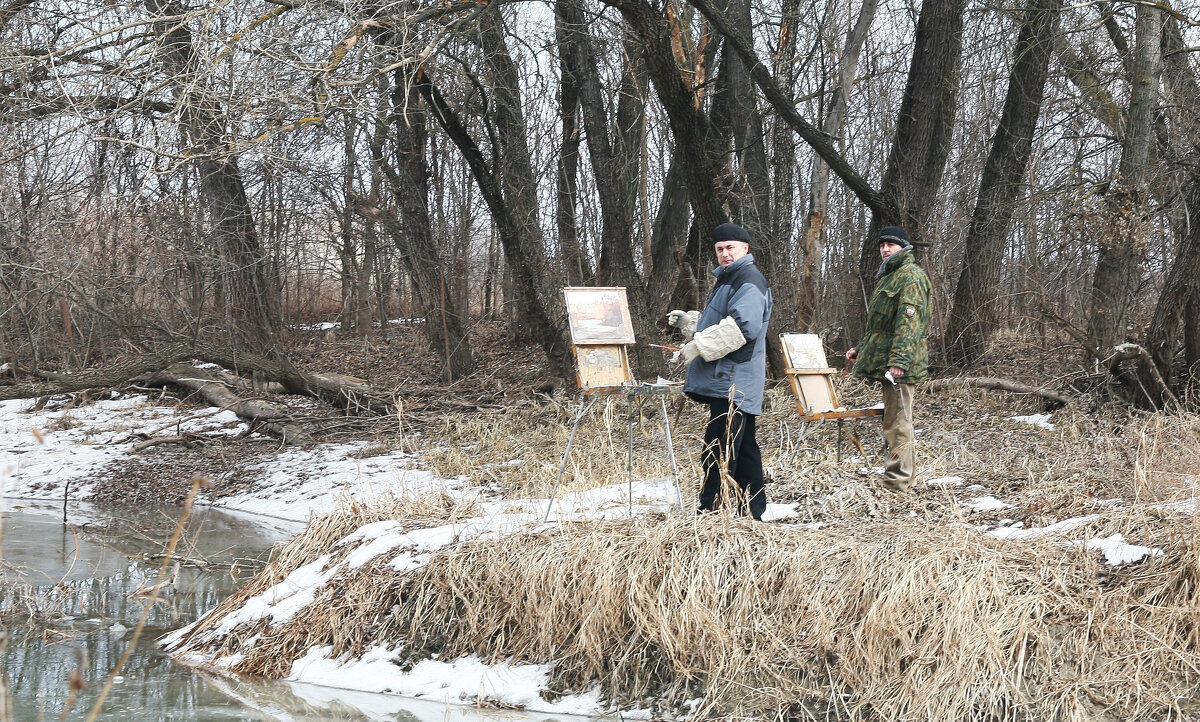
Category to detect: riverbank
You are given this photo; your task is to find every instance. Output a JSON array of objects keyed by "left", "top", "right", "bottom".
[{"left": 4, "top": 329, "right": 1200, "bottom": 719}]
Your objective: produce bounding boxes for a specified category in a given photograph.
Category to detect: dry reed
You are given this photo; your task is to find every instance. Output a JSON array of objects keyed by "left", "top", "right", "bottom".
[
  {"left": 170, "top": 386, "right": 1200, "bottom": 720},
  {"left": 173, "top": 504, "right": 1200, "bottom": 720}
]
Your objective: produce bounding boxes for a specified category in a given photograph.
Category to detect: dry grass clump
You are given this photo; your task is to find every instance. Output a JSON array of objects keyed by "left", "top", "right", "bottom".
[
  {"left": 425, "top": 396, "right": 701, "bottom": 498},
  {"left": 189, "top": 506, "right": 1200, "bottom": 720},
  {"left": 166, "top": 490, "right": 476, "bottom": 661}
]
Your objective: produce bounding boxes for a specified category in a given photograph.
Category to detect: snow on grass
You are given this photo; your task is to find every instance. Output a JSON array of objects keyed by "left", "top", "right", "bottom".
[
  {"left": 987, "top": 515, "right": 1099, "bottom": 540},
  {"left": 1077, "top": 534, "right": 1164, "bottom": 566},
  {"left": 926, "top": 476, "right": 965, "bottom": 487},
  {"left": 213, "top": 554, "right": 339, "bottom": 634},
  {"left": 214, "top": 442, "right": 450, "bottom": 522},
  {"left": 968, "top": 495, "right": 1012, "bottom": 512},
  {"left": 1009, "top": 413, "right": 1055, "bottom": 430},
  {"left": 1152, "top": 497, "right": 1200, "bottom": 515},
  {"left": 288, "top": 646, "right": 609, "bottom": 716}
]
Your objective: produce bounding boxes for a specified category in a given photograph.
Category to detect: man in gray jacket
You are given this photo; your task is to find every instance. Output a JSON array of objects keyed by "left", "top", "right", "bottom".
[{"left": 667, "top": 222, "right": 773, "bottom": 520}]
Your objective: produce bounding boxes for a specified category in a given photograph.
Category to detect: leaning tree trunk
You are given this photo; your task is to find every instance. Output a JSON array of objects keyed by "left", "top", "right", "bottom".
[
  {"left": 145, "top": 0, "right": 280, "bottom": 351},
  {"left": 472, "top": 8, "right": 574, "bottom": 380},
  {"left": 1087, "top": 4, "right": 1161, "bottom": 355},
  {"left": 795, "top": 0, "right": 877, "bottom": 331},
  {"left": 852, "top": 0, "right": 967, "bottom": 341},
  {"left": 416, "top": 71, "right": 574, "bottom": 382},
  {"left": 944, "top": 0, "right": 1062, "bottom": 366}
]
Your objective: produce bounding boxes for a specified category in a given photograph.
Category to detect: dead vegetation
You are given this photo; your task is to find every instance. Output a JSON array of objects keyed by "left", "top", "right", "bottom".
[
  {"left": 173, "top": 500, "right": 1200, "bottom": 720},
  {"left": 163, "top": 354, "right": 1200, "bottom": 719},
  {"left": 19, "top": 323, "right": 1196, "bottom": 718}
]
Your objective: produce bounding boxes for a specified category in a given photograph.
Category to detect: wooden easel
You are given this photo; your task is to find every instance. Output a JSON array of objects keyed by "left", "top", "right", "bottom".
[
  {"left": 544, "top": 288, "right": 685, "bottom": 521},
  {"left": 780, "top": 333, "right": 883, "bottom": 460}
]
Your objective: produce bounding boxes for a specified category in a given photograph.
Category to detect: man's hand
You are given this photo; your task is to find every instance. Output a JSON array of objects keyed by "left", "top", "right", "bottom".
[
  {"left": 680, "top": 340, "right": 701, "bottom": 364},
  {"left": 666, "top": 310, "right": 700, "bottom": 340},
  {"left": 888, "top": 366, "right": 905, "bottom": 379},
  {"left": 846, "top": 347, "right": 857, "bottom": 363}
]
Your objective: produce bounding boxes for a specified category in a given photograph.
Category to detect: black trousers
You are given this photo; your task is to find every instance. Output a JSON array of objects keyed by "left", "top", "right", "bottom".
[{"left": 698, "top": 398, "right": 765, "bottom": 520}]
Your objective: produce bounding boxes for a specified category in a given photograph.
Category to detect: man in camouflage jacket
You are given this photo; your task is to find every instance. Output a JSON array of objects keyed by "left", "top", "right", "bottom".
[{"left": 846, "top": 226, "right": 932, "bottom": 492}]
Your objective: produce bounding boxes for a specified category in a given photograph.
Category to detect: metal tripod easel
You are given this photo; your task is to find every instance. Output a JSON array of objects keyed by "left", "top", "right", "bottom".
[{"left": 543, "top": 384, "right": 685, "bottom": 522}]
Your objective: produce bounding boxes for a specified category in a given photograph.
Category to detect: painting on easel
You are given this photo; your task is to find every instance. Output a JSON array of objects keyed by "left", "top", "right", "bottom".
[
  {"left": 781, "top": 333, "right": 829, "bottom": 369},
  {"left": 564, "top": 287, "right": 636, "bottom": 345},
  {"left": 573, "top": 344, "right": 633, "bottom": 389}
]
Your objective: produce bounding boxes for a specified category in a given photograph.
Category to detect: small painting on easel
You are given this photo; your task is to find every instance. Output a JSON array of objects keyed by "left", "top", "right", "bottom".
[
  {"left": 574, "top": 344, "right": 633, "bottom": 389},
  {"left": 564, "top": 287, "right": 636, "bottom": 345},
  {"left": 781, "top": 333, "right": 829, "bottom": 369}
]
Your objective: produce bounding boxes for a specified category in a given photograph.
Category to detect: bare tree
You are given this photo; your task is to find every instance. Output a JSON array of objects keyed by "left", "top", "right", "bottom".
[{"left": 944, "top": 0, "right": 1063, "bottom": 365}]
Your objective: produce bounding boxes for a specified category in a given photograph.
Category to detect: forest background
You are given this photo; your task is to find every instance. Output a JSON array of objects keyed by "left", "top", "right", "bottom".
[{"left": 1, "top": 0, "right": 1198, "bottom": 408}]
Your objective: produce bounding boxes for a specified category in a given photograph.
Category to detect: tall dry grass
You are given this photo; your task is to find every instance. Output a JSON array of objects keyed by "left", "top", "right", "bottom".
[
  {"left": 425, "top": 395, "right": 700, "bottom": 498},
  {"left": 170, "top": 385, "right": 1200, "bottom": 720},
  {"left": 183, "top": 507, "right": 1200, "bottom": 720}
]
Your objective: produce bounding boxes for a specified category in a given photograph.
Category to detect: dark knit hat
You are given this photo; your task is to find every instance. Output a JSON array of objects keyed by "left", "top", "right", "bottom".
[
  {"left": 878, "top": 226, "right": 912, "bottom": 249},
  {"left": 712, "top": 222, "right": 751, "bottom": 243}
]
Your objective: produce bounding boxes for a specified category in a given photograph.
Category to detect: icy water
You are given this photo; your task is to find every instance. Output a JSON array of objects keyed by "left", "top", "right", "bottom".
[{"left": 0, "top": 503, "right": 580, "bottom": 722}]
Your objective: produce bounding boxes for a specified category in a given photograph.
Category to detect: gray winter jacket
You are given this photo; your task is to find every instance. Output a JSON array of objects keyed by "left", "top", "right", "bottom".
[{"left": 684, "top": 254, "right": 773, "bottom": 415}]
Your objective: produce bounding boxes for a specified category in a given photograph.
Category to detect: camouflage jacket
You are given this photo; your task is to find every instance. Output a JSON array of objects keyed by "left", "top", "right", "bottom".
[{"left": 853, "top": 251, "right": 932, "bottom": 383}]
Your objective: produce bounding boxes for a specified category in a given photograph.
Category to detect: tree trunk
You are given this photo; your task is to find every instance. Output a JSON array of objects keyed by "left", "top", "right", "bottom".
[
  {"left": 1135, "top": 13, "right": 1200, "bottom": 406},
  {"left": 362, "top": 69, "right": 474, "bottom": 382},
  {"left": 145, "top": 364, "right": 313, "bottom": 445},
  {"left": 1087, "top": 5, "right": 1161, "bottom": 354},
  {"left": 795, "top": 0, "right": 877, "bottom": 331},
  {"left": 559, "top": 0, "right": 658, "bottom": 374},
  {"left": 708, "top": 0, "right": 785, "bottom": 377},
  {"left": 145, "top": 0, "right": 280, "bottom": 351},
  {"left": 649, "top": 151, "right": 692, "bottom": 316},
  {"left": 600, "top": 0, "right": 729, "bottom": 237},
  {"left": 554, "top": 5, "right": 592, "bottom": 286},
  {"left": 852, "top": 0, "right": 967, "bottom": 342},
  {"left": 944, "top": 0, "right": 1062, "bottom": 366}
]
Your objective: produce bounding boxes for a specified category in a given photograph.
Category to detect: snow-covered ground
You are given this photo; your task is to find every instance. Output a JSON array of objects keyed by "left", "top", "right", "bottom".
[{"left": 0, "top": 393, "right": 1181, "bottom": 717}]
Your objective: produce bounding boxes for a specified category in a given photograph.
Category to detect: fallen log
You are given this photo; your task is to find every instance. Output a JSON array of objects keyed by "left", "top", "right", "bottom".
[
  {"left": 924, "top": 376, "right": 1073, "bottom": 406},
  {"left": 144, "top": 364, "right": 314, "bottom": 445},
  {"left": 0, "top": 342, "right": 398, "bottom": 416}
]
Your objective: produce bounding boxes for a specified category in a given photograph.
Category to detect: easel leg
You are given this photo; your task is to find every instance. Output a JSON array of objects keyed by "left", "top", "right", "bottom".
[
  {"left": 544, "top": 396, "right": 594, "bottom": 523},
  {"left": 661, "top": 395, "right": 684, "bottom": 511},
  {"left": 627, "top": 394, "right": 636, "bottom": 516},
  {"left": 837, "top": 419, "right": 844, "bottom": 463}
]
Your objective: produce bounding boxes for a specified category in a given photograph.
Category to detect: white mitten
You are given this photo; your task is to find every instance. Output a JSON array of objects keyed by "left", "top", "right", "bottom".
[
  {"left": 680, "top": 340, "right": 701, "bottom": 364},
  {"left": 666, "top": 310, "right": 701, "bottom": 340},
  {"left": 692, "top": 316, "right": 747, "bottom": 361}
]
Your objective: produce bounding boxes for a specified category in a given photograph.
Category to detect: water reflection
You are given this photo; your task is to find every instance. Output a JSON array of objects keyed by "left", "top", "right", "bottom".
[
  {"left": 1, "top": 503, "right": 599, "bottom": 722},
  {"left": 2, "top": 502, "right": 290, "bottom": 721}
]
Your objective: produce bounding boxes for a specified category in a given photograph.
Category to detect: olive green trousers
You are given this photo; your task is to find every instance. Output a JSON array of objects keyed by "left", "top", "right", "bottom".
[{"left": 880, "top": 381, "right": 916, "bottom": 492}]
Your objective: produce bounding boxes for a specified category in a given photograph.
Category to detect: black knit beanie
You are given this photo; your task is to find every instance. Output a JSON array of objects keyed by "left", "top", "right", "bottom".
[
  {"left": 878, "top": 226, "right": 912, "bottom": 249},
  {"left": 712, "top": 222, "right": 751, "bottom": 243}
]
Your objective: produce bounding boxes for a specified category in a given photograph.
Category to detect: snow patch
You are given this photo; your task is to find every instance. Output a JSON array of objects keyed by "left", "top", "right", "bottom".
[
  {"left": 968, "top": 495, "right": 1012, "bottom": 512},
  {"left": 1010, "top": 413, "right": 1055, "bottom": 430},
  {"left": 1078, "top": 534, "right": 1164, "bottom": 566},
  {"left": 926, "top": 476, "right": 965, "bottom": 487},
  {"left": 288, "top": 646, "right": 609, "bottom": 716},
  {"left": 987, "top": 515, "right": 1098, "bottom": 540}
]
